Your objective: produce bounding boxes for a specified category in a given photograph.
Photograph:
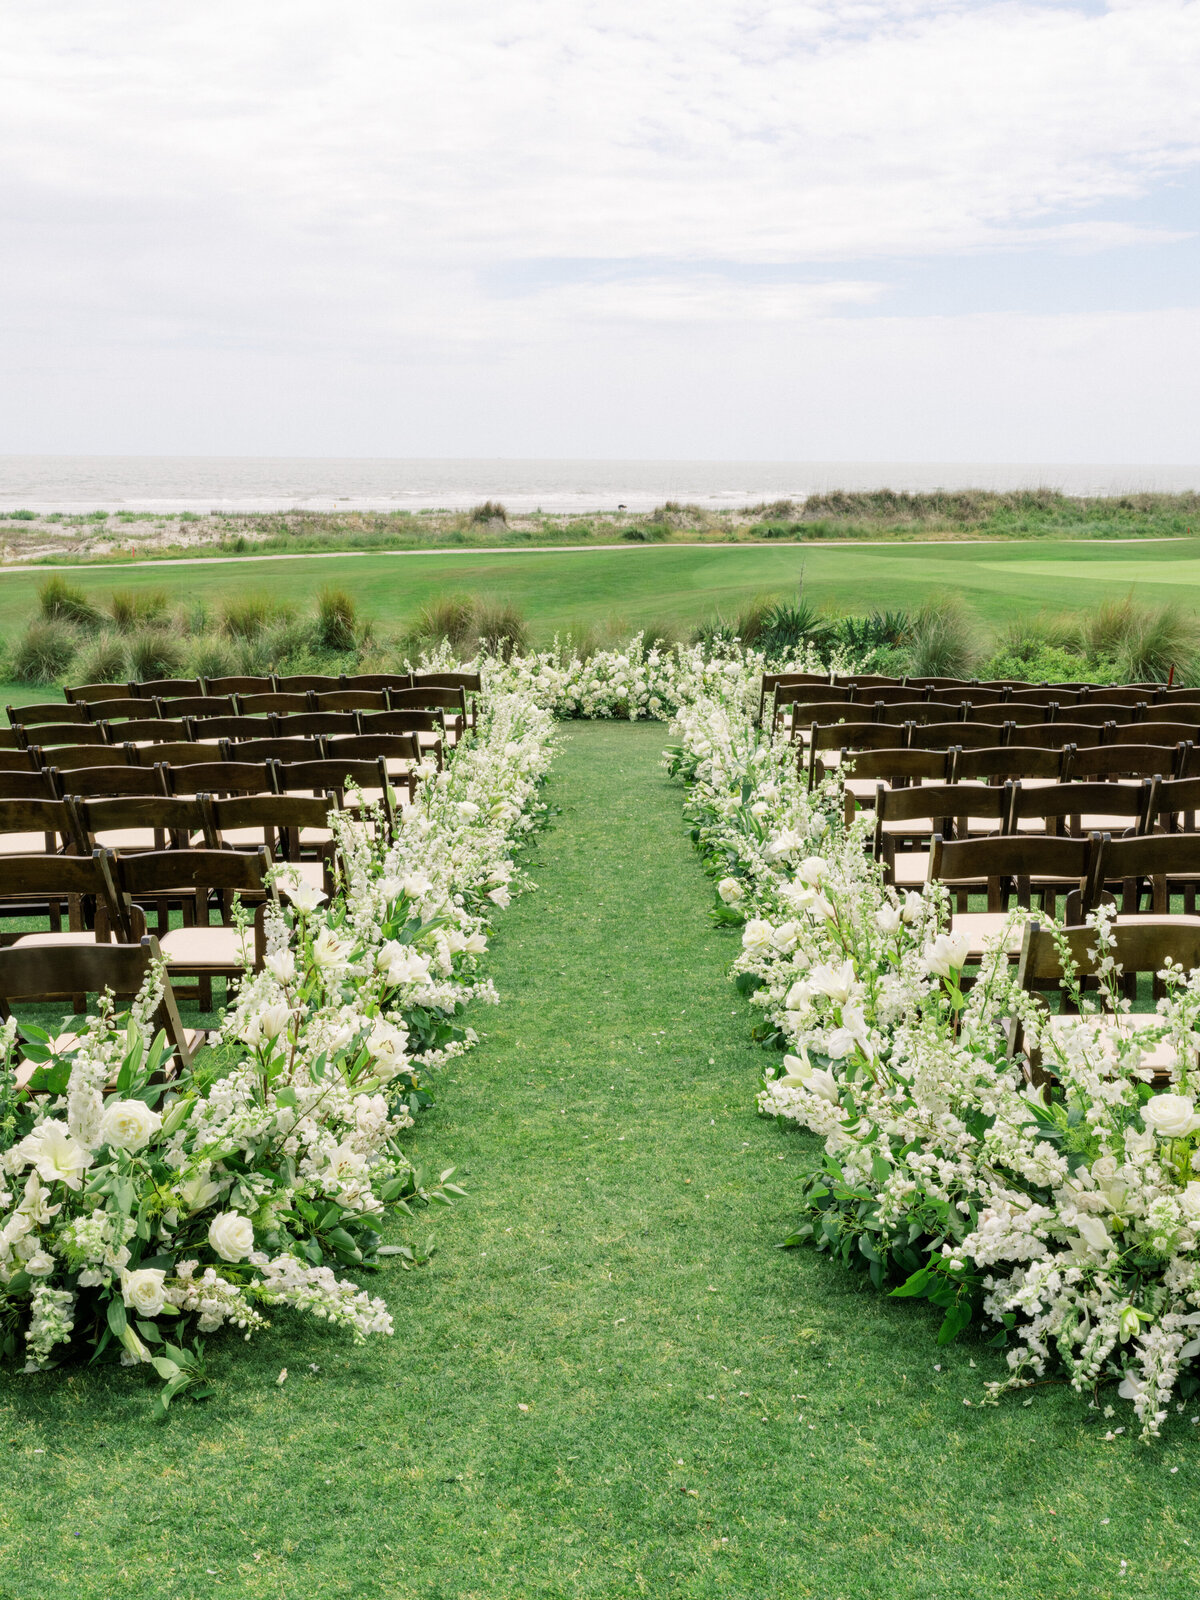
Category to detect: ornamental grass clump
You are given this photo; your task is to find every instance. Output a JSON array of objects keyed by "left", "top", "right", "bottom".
[
  {"left": 905, "top": 591, "right": 980, "bottom": 678},
  {"left": 38, "top": 575, "right": 101, "bottom": 629},
  {"left": 9, "top": 619, "right": 79, "bottom": 685}
]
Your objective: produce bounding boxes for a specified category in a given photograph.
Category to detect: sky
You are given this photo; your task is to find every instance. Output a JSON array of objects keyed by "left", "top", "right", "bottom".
[{"left": 2, "top": 0, "right": 1199, "bottom": 463}]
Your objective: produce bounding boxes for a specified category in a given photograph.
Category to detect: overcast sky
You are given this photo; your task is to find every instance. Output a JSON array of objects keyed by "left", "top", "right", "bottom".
[{"left": 2, "top": 1, "right": 1199, "bottom": 462}]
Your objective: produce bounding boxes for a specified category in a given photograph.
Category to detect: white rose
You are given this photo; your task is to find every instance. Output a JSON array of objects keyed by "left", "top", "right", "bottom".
[
  {"left": 99, "top": 1099, "right": 162, "bottom": 1153},
  {"left": 1179, "top": 1182, "right": 1200, "bottom": 1223},
  {"left": 741, "top": 919, "right": 775, "bottom": 954},
  {"left": 797, "top": 856, "right": 827, "bottom": 885},
  {"left": 208, "top": 1212, "right": 255, "bottom": 1263},
  {"left": 25, "top": 1250, "right": 56, "bottom": 1278},
  {"left": 121, "top": 1266, "right": 167, "bottom": 1316},
  {"left": 717, "top": 877, "right": 744, "bottom": 905},
  {"left": 1142, "top": 1094, "right": 1200, "bottom": 1139}
]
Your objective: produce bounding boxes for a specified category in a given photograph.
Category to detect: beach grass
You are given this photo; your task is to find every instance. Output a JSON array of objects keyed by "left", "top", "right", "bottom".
[{"left": 0, "top": 723, "right": 1193, "bottom": 1600}]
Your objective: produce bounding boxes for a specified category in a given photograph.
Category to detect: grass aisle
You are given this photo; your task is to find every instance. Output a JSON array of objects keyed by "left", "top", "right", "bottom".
[{"left": 2, "top": 724, "right": 1195, "bottom": 1599}]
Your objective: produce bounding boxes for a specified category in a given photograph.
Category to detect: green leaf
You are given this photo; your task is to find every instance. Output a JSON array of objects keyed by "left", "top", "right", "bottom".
[
  {"left": 890, "top": 1267, "right": 933, "bottom": 1299},
  {"left": 151, "top": 1356, "right": 181, "bottom": 1381},
  {"left": 106, "top": 1297, "right": 128, "bottom": 1339},
  {"left": 936, "top": 1300, "right": 973, "bottom": 1345}
]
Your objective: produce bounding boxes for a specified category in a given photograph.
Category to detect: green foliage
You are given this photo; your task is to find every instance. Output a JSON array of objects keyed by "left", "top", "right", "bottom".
[
  {"left": 126, "top": 627, "right": 185, "bottom": 681},
  {"left": 220, "top": 594, "right": 294, "bottom": 640},
  {"left": 905, "top": 592, "right": 980, "bottom": 679},
  {"left": 38, "top": 575, "right": 101, "bottom": 628},
  {"left": 473, "top": 600, "right": 530, "bottom": 661},
  {"left": 6, "top": 508, "right": 37, "bottom": 521},
  {"left": 71, "top": 631, "right": 130, "bottom": 688},
  {"left": 10, "top": 619, "right": 79, "bottom": 684},
  {"left": 109, "top": 588, "right": 169, "bottom": 632},
  {"left": 468, "top": 500, "right": 508, "bottom": 524},
  {"left": 315, "top": 586, "right": 360, "bottom": 652}
]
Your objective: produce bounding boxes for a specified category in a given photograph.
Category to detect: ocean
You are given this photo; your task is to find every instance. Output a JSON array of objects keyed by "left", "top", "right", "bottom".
[{"left": 1, "top": 457, "right": 1198, "bottom": 515}]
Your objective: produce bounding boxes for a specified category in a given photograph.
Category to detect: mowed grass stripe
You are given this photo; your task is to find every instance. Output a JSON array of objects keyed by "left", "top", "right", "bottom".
[
  {"left": 3, "top": 538, "right": 1200, "bottom": 648},
  {"left": 2, "top": 721, "right": 1195, "bottom": 1599}
]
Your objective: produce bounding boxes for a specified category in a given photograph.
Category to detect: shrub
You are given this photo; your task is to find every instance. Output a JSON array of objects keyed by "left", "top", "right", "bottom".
[
  {"left": 221, "top": 595, "right": 294, "bottom": 640},
  {"left": 38, "top": 575, "right": 101, "bottom": 628},
  {"left": 468, "top": 501, "right": 507, "bottom": 525},
  {"left": 316, "top": 587, "right": 359, "bottom": 652},
  {"left": 980, "top": 641, "right": 1093, "bottom": 686},
  {"left": 109, "top": 588, "right": 169, "bottom": 631},
  {"left": 475, "top": 601, "right": 530, "bottom": 661},
  {"left": 7, "top": 509, "right": 36, "bottom": 521},
  {"left": 11, "top": 620, "right": 79, "bottom": 685},
  {"left": 127, "top": 627, "right": 184, "bottom": 681},
  {"left": 638, "top": 618, "right": 685, "bottom": 650},
  {"left": 757, "top": 596, "right": 829, "bottom": 658},
  {"left": 71, "top": 632, "right": 130, "bottom": 688},
  {"left": 183, "top": 635, "right": 239, "bottom": 683},
  {"left": 905, "top": 593, "right": 980, "bottom": 679},
  {"left": 406, "top": 595, "right": 481, "bottom": 656},
  {"left": 1078, "top": 597, "right": 1200, "bottom": 684}
]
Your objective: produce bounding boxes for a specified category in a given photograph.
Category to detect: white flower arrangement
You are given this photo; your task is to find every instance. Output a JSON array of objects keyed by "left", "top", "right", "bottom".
[
  {"left": 666, "top": 658, "right": 1200, "bottom": 1439},
  {"left": 0, "top": 689, "right": 556, "bottom": 1406}
]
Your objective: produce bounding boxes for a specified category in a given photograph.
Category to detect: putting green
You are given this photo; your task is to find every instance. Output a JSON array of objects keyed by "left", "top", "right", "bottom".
[{"left": 985, "top": 557, "right": 1200, "bottom": 587}]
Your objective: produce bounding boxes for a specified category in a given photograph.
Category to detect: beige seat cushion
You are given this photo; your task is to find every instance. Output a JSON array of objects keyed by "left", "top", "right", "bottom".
[
  {"left": 92, "top": 827, "right": 159, "bottom": 851},
  {"left": 11, "top": 931, "right": 107, "bottom": 949},
  {"left": 159, "top": 925, "right": 252, "bottom": 969},
  {"left": 299, "top": 825, "right": 335, "bottom": 845},
  {"left": 217, "top": 825, "right": 272, "bottom": 847},
  {"left": 897, "top": 852, "right": 987, "bottom": 889},
  {"left": 0, "top": 831, "right": 58, "bottom": 854},
  {"left": 947, "top": 911, "right": 1025, "bottom": 956}
]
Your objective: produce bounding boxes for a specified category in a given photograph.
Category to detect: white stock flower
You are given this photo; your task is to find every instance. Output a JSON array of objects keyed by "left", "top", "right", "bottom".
[
  {"left": 717, "top": 877, "right": 745, "bottom": 904},
  {"left": 15, "top": 1122, "right": 93, "bottom": 1190},
  {"left": 121, "top": 1267, "right": 167, "bottom": 1317},
  {"left": 208, "top": 1212, "right": 255, "bottom": 1263},
  {"left": 98, "top": 1100, "right": 162, "bottom": 1153},
  {"left": 1142, "top": 1094, "right": 1200, "bottom": 1139}
]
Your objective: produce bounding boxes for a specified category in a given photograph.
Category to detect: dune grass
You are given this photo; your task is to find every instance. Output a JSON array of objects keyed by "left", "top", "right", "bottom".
[{"left": 1, "top": 723, "right": 1195, "bottom": 1600}]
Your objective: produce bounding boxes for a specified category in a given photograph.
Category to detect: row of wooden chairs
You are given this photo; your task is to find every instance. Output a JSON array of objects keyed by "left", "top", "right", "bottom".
[
  {"left": 63, "top": 669, "right": 480, "bottom": 702},
  {"left": 832, "top": 742, "right": 1196, "bottom": 801},
  {"left": 804, "top": 722, "right": 1200, "bottom": 781},
  {"left": 785, "top": 695, "right": 1200, "bottom": 736},
  {"left": 11, "top": 684, "right": 470, "bottom": 733}
]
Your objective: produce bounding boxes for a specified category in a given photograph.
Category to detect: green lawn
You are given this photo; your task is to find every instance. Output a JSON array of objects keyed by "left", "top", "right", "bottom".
[
  {"left": 3, "top": 538, "right": 1200, "bottom": 652},
  {"left": 1, "top": 723, "right": 1194, "bottom": 1600}
]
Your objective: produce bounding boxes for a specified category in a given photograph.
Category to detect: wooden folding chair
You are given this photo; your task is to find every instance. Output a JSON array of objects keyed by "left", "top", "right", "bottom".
[
  {"left": 1010, "top": 918, "right": 1200, "bottom": 1081},
  {"left": 116, "top": 846, "right": 276, "bottom": 1007},
  {"left": 0, "top": 797, "right": 76, "bottom": 858},
  {"left": 160, "top": 760, "right": 279, "bottom": 798},
  {"left": 1009, "top": 778, "right": 1155, "bottom": 839},
  {"left": 6, "top": 701, "right": 88, "bottom": 727},
  {"left": 0, "top": 848, "right": 134, "bottom": 947},
  {"left": 132, "top": 677, "right": 205, "bottom": 699},
  {"left": 929, "top": 834, "right": 1094, "bottom": 951},
  {"left": 64, "top": 681, "right": 127, "bottom": 705},
  {"left": 0, "top": 934, "right": 198, "bottom": 1077},
  {"left": 69, "top": 795, "right": 207, "bottom": 857},
  {"left": 872, "top": 782, "right": 1013, "bottom": 890}
]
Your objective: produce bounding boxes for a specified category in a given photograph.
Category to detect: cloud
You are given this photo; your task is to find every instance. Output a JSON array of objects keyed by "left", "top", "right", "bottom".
[{"left": 0, "top": 1, "right": 1198, "bottom": 455}]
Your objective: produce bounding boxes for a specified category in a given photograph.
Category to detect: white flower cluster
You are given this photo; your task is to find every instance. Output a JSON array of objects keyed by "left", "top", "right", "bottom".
[
  {"left": 669, "top": 663, "right": 1200, "bottom": 1439},
  {"left": 0, "top": 688, "right": 556, "bottom": 1400}
]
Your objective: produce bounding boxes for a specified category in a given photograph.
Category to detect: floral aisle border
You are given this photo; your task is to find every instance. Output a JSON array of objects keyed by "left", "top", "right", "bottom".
[
  {"left": 665, "top": 659, "right": 1200, "bottom": 1439},
  {"left": 0, "top": 689, "right": 556, "bottom": 1405}
]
